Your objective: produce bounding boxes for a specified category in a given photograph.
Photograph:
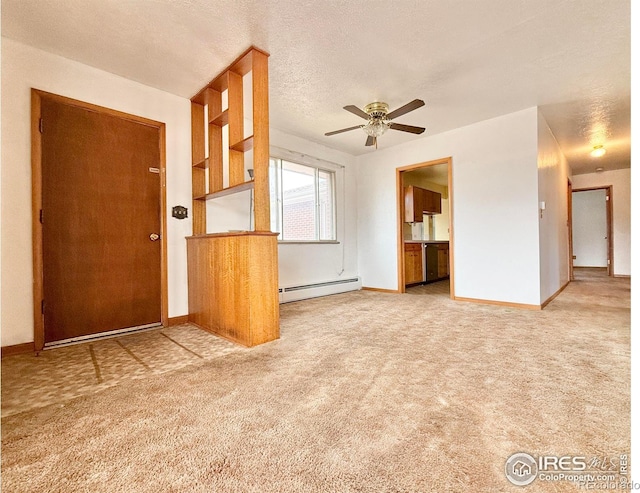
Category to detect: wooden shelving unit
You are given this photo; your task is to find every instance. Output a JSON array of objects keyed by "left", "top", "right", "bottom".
[
  {"left": 194, "top": 180, "right": 254, "bottom": 201},
  {"left": 190, "top": 46, "right": 270, "bottom": 234},
  {"left": 187, "top": 46, "right": 279, "bottom": 347}
]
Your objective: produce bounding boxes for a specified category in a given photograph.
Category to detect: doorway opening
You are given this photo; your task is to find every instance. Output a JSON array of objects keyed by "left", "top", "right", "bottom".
[
  {"left": 31, "top": 90, "right": 168, "bottom": 351},
  {"left": 396, "top": 157, "right": 454, "bottom": 297},
  {"left": 570, "top": 186, "right": 613, "bottom": 278}
]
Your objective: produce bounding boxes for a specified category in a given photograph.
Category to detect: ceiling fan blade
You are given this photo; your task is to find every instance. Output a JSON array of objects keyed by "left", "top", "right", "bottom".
[
  {"left": 389, "top": 123, "right": 425, "bottom": 134},
  {"left": 365, "top": 135, "right": 375, "bottom": 146},
  {"left": 325, "top": 125, "right": 362, "bottom": 136},
  {"left": 386, "top": 99, "right": 425, "bottom": 120},
  {"left": 344, "top": 105, "right": 370, "bottom": 120}
]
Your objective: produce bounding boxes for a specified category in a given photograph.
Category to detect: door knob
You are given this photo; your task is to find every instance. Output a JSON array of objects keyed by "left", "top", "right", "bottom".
[{"left": 149, "top": 233, "right": 160, "bottom": 241}]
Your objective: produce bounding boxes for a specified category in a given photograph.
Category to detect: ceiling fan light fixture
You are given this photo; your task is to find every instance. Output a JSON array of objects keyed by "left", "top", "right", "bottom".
[
  {"left": 591, "top": 145, "right": 606, "bottom": 158},
  {"left": 324, "top": 99, "right": 425, "bottom": 146},
  {"left": 362, "top": 119, "right": 390, "bottom": 137}
]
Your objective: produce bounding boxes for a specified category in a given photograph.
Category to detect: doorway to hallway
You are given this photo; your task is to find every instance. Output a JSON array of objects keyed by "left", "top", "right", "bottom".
[{"left": 571, "top": 187, "right": 612, "bottom": 276}]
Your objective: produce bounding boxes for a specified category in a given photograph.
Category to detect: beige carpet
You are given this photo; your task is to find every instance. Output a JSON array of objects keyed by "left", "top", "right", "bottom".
[{"left": 1, "top": 274, "right": 630, "bottom": 492}]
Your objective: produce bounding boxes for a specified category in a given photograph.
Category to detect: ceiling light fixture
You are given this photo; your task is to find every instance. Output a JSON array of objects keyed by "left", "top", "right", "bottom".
[
  {"left": 361, "top": 102, "right": 391, "bottom": 138},
  {"left": 590, "top": 145, "right": 606, "bottom": 158},
  {"left": 361, "top": 119, "right": 390, "bottom": 138},
  {"left": 595, "top": 167, "right": 604, "bottom": 173}
]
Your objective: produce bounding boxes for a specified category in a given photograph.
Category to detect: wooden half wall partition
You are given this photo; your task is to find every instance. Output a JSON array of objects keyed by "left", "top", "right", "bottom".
[
  {"left": 187, "top": 232, "right": 279, "bottom": 346},
  {"left": 186, "top": 47, "right": 279, "bottom": 347}
]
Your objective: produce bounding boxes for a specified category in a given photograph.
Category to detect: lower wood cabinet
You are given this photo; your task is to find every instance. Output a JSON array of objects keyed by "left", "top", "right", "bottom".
[
  {"left": 404, "top": 243, "right": 423, "bottom": 285},
  {"left": 437, "top": 246, "right": 450, "bottom": 278},
  {"left": 407, "top": 242, "right": 449, "bottom": 286}
]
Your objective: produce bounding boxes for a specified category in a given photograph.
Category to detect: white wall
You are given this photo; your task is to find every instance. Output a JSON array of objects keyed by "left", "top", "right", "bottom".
[
  {"left": 270, "top": 128, "right": 359, "bottom": 287},
  {"left": 357, "top": 107, "right": 542, "bottom": 305},
  {"left": 1, "top": 38, "right": 192, "bottom": 346},
  {"left": 571, "top": 168, "right": 631, "bottom": 276},
  {"left": 537, "top": 111, "right": 570, "bottom": 302}
]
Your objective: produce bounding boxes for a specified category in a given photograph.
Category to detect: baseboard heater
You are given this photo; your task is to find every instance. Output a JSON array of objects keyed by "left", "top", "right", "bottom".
[{"left": 279, "top": 277, "right": 361, "bottom": 303}]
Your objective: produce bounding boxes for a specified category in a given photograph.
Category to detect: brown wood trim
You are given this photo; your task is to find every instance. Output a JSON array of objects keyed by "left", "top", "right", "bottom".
[
  {"left": 454, "top": 296, "right": 541, "bottom": 310},
  {"left": 251, "top": 50, "right": 271, "bottom": 232},
  {"left": 31, "top": 90, "right": 44, "bottom": 351},
  {"left": 191, "top": 46, "right": 271, "bottom": 102},
  {"left": 167, "top": 315, "right": 190, "bottom": 326},
  {"left": 187, "top": 231, "right": 279, "bottom": 240},
  {"left": 447, "top": 157, "right": 455, "bottom": 300},
  {"left": 32, "top": 90, "right": 163, "bottom": 128},
  {"left": 2, "top": 342, "right": 36, "bottom": 358},
  {"left": 606, "top": 186, "right": 613, "bottom": 276},
  {"left": 541, "top": 280, "right": 570, "bottom": 309},
  {"left": 31, "top": 89, "right": 169, "bottom": 351},
  {"left": 396, "top": 157, "right": 454, "bottom": 298},
  {"left": 362, "top": 287, "right": 400, "bottom": 294},
  {"left": 396, "top": 157, "right": 452, "bottom": 173},
  {"left": 614, "top": 274, "right": 631, "bottom": 279},
  {"left": 396, "top": 168, "right": 405, "bottom": 292},
  {"left": 159, "top": 124, "right": 169, "bottom": 326},
  {"left": 572, "top": 186, "right": 611, "bottom": 192},
  {"left": 194, "top": 180, "right": 254, "bottom": 200},
  {"left": 567, "top": 179, "right": 574, "bottom": 281}
]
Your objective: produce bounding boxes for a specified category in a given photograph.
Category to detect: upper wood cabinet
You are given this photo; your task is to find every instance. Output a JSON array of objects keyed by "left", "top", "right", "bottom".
[{"left": 404, "top": 185, "right": 441, "bottom": 222}]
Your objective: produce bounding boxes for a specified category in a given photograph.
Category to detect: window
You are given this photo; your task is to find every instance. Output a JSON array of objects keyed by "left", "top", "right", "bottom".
[{"left": 269, "top": 157, "right": 336, "bottom": 241}]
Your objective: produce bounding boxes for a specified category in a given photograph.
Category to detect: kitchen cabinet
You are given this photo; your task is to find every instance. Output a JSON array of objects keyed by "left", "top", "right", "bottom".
[
  {"left": 404, "top": 186, "right": 441, "bottom": 222},
  {"left": 404, "top": 243, "right": 423, "bottom": 285},
  {"left": 426, "top": 243, "right": 449, "bottom": 282},
  {"left": 437, "top": 245, "right": 450, "bottom": 278},
  {"left": 405, "top": 242, "right": 449, "bottom": 286}
]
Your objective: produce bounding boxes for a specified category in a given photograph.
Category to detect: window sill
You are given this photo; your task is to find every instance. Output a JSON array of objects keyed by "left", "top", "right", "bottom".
[{"left": 277, "top": 240, "right": 340, "bottom": 245}]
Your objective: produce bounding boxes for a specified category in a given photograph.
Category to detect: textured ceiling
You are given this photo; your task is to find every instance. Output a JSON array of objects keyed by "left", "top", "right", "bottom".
[{"left": 1, "top": 0, "right": 631, "bottom": 174}]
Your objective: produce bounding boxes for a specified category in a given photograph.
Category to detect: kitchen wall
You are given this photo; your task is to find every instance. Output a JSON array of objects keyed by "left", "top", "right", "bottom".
[
  {"left": 1, "top": 38, "right": 193, "bottom": 346},
  {"left": 537, "top": 110, "right": 570, "bottom": 303},
  {"left": 401, "top": 173, "right": 449, "bottom": 241},
  {"left": 433, "top": 199, "right": 450, "bottom": 241},
  {"left": 357, "top": 107, "right": 541, "bottom": 305},
  {"left": 571, "top": 168, "right": 631, "bottom": 276}
]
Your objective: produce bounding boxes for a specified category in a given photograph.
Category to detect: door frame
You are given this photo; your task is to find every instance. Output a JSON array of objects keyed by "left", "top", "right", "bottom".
[
  {"left": 567, "top": 179, "right": 574, "bottom": 281},
  {"left": 396, "top": 157, "right": 454, "bottom": 297},
  {"left": 570, "top": 185, "right": 613, "bottom": 276},
  {"left": 31, "top": 89, "right": 169, "bottom": 351}
]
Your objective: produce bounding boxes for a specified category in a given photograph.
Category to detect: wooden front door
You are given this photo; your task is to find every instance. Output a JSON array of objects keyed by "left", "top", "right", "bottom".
[{"left": 41, "top": 98, "right": 162, "bottom": 343}]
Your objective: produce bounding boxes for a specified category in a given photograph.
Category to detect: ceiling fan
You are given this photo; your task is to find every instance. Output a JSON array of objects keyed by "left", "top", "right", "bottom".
[{"left": 325, "top": 99, "right": 426, "bottom": 148}]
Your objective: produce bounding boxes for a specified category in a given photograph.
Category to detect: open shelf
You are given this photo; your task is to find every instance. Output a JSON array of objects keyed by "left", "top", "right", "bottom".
[
  {"left": 194, "top": 180, "right": 255, "bottom": 201},
  {"left": 192, "top": 157, "right": 208, "bottom": 169},
  {"left": 210, "top": 109, "right": 229, "bottom": 127},
  {"left": 230, "top": 135, "right": 254, "bottom": 153},
  {"left": 190, "top": 46, "right": 269, "bottom": 233}
]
